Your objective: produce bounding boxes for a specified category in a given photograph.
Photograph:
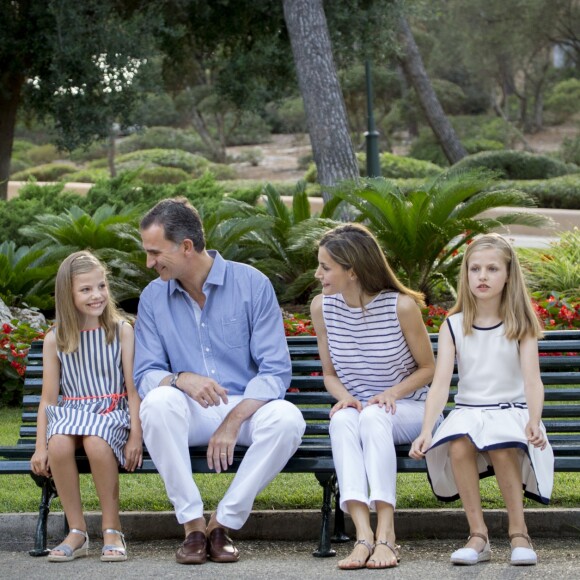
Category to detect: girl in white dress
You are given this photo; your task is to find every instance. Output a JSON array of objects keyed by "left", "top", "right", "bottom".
[
  {"left": 31, "top": 251, "right": 142, "bottom": 563},
  {"left": 311, "top": 224, "right": 435, "bottom": 570},
  {"left": 410, "top": 233, "right": 554, "bottom": 567}
]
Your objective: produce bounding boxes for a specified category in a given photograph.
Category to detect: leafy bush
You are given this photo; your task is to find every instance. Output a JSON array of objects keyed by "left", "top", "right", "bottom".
[
  {"left": 207, "top": 163, "right": 238, "bottom": 181},
  {"left": 265, "top": 97, "right": 308, "bottom": 134},
  {"left": 462, "top": 138, "right": 505, "bottom": 154},
  {"left": 81, "top": 171, "right": 229, "bottom": 216},
  {"left": 11, "top": 163, "right": 78, "bottom": 182},
  {"left": 112, "top": 148, "right": 211, "bottom": 175},
  {"left": 0, "top": 321, "right": 46, "bottom": 406},
  {"left": 518, "top": 230, "right": 580, "bottom": 296},
  {"left": 133, "top": 167, "right": 191, "bottom": 185},
  {"left": 118, "top": 126, "right": 205, "bottom": 155},
  {"left": 545, "top": 78, "right": 580, "bottom": 124},
  {"left": 69, "top": 141, "right": 109, "bottom": 163},
  {"left": 452, "top": 150, "right": 578, "bottom": 180},
  {"left": 0, "top": 183, "right": 84, "bottom": 245},
  {"left": 306, "top": 153, "right": 442, "bottom": 182},
  {"left": 375, "top": 153, "right": 442, "bottom": 179},
  {"left": 561, "top": 136, "right": 580, "bottom": 166},
  {"left": 60, "top": 169, "right": 110, "bottom": 183},
  {"left": 493, "top": 175, "right": 580, "bottom": 209},
  {"left": 9, "top": 158, "right": 31, "bottom": 176},
  {"left": 12, "top": 139, "right": 36, "bottom": 156},
  {"left": 26, "top": 144, "right": 60, "bottom": 165}
]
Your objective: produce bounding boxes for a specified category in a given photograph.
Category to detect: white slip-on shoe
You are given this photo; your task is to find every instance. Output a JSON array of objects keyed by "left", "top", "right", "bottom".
[
  {"left": 450, "top": 532, "right": 491, "bottom": 566},
  {"left": 510, "top": 533, "right": 537, "bottom": 566}
]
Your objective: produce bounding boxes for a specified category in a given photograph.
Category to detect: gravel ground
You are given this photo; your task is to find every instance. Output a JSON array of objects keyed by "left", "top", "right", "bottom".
[{"left": 1, "top": 538, "right": 579, "bottom": 580}]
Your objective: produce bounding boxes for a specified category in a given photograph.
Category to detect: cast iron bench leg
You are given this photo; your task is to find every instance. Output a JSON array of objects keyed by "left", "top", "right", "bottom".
[
  {"left": 29, "top": 474, "right": 58, "bottom": 556},
  {"left": 331, "top": 477, "right": 349, "bottom": 543},
  {"left": 313, "top": 472, "right": 336, "bottom": 557}
]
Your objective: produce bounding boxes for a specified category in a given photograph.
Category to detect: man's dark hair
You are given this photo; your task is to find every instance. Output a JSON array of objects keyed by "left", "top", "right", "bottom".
[{"left": 140, "top": 197, "right": 205, "bottom": 252}]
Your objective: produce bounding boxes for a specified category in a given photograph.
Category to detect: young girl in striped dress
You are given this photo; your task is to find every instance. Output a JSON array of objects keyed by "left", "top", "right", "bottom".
[
  {"left": 311, "top": 224, "right": 435, "bottom": 570},
  {"left": 31, "top": 251, "right": 142, "bottom": 562},
  {"left": 410, "top": 233, "right": 554, "bottom": 566}
]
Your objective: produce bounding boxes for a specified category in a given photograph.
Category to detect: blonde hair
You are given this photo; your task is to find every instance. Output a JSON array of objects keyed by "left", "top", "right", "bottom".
[
  {"left": 318, "top": 223, "right": 426, "bottom": 308},
  {"left": 54, "top": 251, "right": 122, "bottom": 353},
  {"left": 449, "top": 233, "right": 543, "bottom": 339}
]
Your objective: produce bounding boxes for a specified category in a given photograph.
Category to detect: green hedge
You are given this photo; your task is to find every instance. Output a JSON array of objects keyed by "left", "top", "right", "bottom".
[
  {"left": 453, "top": 150, "right": 579, "bottom": 180},
  {"left": 118, "top": 126, "right": 206, "bottom": 155},
  {"left": 494, "top": 174, "right": 580, "bottom": 209},
  {"left": 11, "top": 163, "right": 78, "bottom": 182},
  {"left": 109, "top": 148, "right": 211, "bottom": 175},
  {"left": 305, "top": 152, "right": 443, "bottom": 183}
]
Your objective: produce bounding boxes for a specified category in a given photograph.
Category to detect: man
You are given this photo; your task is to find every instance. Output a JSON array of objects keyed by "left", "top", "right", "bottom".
[{"left": 134, "top": 197, "right": 305, "bottom": 564}]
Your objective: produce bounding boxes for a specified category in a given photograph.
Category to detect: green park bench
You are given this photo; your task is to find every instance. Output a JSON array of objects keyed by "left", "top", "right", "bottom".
[{"left": 1, "top": 330, "right": 579, "bottom": 558}]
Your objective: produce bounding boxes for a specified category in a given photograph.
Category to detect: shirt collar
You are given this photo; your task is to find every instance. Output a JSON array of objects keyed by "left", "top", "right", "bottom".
[{"left": 168, "top": 249, "right": 226, "bottom": 295}]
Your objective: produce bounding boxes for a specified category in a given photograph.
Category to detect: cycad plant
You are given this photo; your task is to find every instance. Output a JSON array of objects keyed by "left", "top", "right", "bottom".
[
  {"left": 0, "top": 241, "right": 55, "bottom": 309},
  {"left": 202, "top": 181, "right": 341, "bottom": 305},
  {"left": 329, "top": 169, "right": 551, "bottom": 304},
  {"left": 19, "top": 205, "right": 153, "bottom": 303}
]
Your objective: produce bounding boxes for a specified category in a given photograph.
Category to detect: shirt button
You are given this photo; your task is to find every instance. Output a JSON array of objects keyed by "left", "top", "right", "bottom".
[
  {"left": 201, "top": 323, "right": 205, "bottom": 327},
  {"left": 205, "top": 347, "right": 210, "bottom": 352},
  {"left": 211, "top": 370, "right": 215, "bottom": 374}
]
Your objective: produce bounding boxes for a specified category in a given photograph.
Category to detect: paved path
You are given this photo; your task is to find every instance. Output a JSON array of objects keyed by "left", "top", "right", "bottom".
[{"left": 1, "top": 538, "right": 579, "bottom": 580}]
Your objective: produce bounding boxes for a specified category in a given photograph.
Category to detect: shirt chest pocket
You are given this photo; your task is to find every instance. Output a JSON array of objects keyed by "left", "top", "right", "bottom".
[{"left": 221, "top": 314, "right": 250, "bottom": 348}]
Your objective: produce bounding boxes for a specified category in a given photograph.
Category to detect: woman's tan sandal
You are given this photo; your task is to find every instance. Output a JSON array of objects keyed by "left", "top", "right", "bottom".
[
  {"left": 450, "top": 532, "right": 491, "bottom": 565},
  {"left": 47, "top": 528, "right": 89, "bottom": 562},
  {"left": 338, "top": 539, "right": 374, "bottom": 570},
  {"left": 366, "top": 540, "right": 401, "bottom": 569},
  {"left": 510, "top": 533, "right": 537, "bottom": 566},
  {"left": 101, "top": 529, "right": 127, "bottom": 562}
]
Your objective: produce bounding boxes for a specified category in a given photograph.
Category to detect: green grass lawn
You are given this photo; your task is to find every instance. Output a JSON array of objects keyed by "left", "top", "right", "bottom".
[{"left": 1, "top": 406, "right": 578, "bottom": 513}]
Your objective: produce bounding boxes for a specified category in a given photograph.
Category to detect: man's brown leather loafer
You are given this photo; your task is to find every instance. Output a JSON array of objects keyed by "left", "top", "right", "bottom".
[
  {"left": 207, "top": 527, "right": 240, "bottom": 562},
  {"left": 175, "top": 531, "right": 207, "bottom": 564}
]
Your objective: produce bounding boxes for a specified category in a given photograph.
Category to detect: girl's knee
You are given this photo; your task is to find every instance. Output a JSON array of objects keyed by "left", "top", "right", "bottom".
[
  {"left": 47, "top": 434, "right": 76, "bottom": 457},
  {"left": 83, "top": 435, "right": 113, "bottom": 456},
  {"left": 449, "top": 436, "right": 476, "bottom": 460}
]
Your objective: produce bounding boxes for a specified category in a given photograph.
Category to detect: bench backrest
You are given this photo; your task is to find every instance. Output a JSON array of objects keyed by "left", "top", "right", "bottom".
[{"left": 20, "top": 331, "right": 580, "bottom": 447}]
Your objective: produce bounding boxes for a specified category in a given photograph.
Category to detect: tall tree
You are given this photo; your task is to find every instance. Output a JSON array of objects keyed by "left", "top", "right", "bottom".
[
  {"left": 397, "top": 16, "right": 467, "bottom": 164},
  {"left": 0, "top": 1, "right": 154, "bottom": 200},
  {"left": 283, "top": 0, "right": 359, "bottom": 200}
]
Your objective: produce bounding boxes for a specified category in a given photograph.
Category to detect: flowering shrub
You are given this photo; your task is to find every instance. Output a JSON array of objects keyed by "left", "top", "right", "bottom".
[
  {"left": 283, "top": 314, "right": 316, "bottom": 336},
  {"left": 421, "top": 305, "right": 449, "bottom": 333},
  {"left": 284, "top": 293, "right": 580, "bottom": 338},
  {"left": 532, "top": 292, "right": 580, "bottom": 330},
  {"left": 0, "top": 321, "right": 46, "bottom": 406}
]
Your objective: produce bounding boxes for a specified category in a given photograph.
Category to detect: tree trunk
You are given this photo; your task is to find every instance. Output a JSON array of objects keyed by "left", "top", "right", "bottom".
[
  {"left": 283, "top": 0, "right": 359, "bottom": 202},
  {"left": 0, "top": 72, "right": 24, "bottom": 201},
  {"left": 397, "top": 16, "right": 467, "bottom": 165}
]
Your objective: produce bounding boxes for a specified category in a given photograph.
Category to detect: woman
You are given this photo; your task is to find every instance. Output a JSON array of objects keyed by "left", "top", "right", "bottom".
[{"left": 310, "top": 224, "right": 435, "bottom": 570}]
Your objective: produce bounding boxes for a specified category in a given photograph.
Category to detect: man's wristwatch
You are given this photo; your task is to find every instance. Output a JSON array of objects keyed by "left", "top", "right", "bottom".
[{"left": 169, "top": 372, "right": 182, "bottom": 390}]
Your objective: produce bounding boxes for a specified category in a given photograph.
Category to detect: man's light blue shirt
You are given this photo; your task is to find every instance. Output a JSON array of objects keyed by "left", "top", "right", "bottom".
[{"left": 134, "top": 251, "right": 291, "bottom": 401}]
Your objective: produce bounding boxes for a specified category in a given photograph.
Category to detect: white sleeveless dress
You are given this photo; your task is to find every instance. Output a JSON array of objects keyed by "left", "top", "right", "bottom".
[
  {"left": 45, "top": 324, "right": 131, "bottom": 466},
  {"left": 425, "top": 313, "right": 554, "bottom": 504}
]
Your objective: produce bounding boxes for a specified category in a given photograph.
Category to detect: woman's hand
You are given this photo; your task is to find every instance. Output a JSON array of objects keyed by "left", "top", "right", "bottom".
[
  {"left": 329, "top": 397, "right": 362, "bottom": 417},
  {"left": 30, "top": 449, "right": 50, "bottom": 477},
  {"left": 409, "top": 433, "right": 432, "bottom": 460},
  {"left": 367, "top": 390, "right": 398, "bottom": 414},
  {"left": 525, "top": 421, "right": 547, "bottom": 450},
  {"left": 124, "top": 433, "right": 143, "bottom": 472}
]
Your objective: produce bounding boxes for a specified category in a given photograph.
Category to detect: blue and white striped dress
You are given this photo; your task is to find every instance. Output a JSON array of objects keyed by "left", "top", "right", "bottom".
[
  {"left": 46, "top": 324, "right": 130, "bottom": 466},
  {"left": 323, "top": 291, "right": 429, "bottom": 402}
]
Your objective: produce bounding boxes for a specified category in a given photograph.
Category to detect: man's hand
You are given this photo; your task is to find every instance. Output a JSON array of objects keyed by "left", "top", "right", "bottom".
[
  {"left": 207, "top": 416, "right": 242, "bottom": 473},
  {"left": 176, "top": 372, "right": 229, "bottom": 407}
]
